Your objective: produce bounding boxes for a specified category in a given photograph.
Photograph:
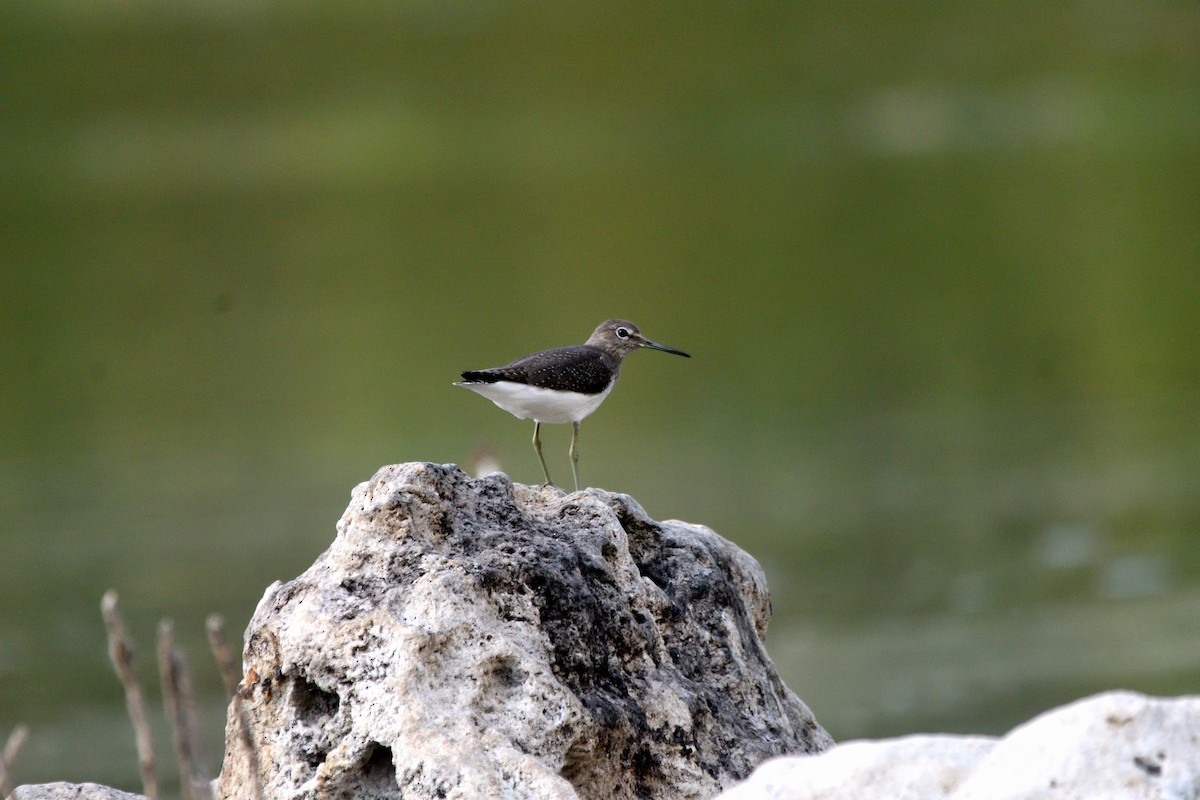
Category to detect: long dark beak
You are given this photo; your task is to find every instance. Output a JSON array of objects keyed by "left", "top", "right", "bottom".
[{"left": 641, "top": 338, "right": 690, "bottom": 358}]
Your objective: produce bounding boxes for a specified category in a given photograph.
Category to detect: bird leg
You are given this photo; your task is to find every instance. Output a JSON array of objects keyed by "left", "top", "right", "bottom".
[
  {"left": 569, "top": 420, "right": 581, "bottom": 492},
  {"left": 532, "top": 421, "right": 553, "bottom": 486}
]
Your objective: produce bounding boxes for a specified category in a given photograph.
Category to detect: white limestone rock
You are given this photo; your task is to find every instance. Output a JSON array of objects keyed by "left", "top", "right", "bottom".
[
  {"left": 713, "top": 735, "right": 994, "bottom": 800},
  {"left": 11, "top": 783, "right": 146, "bottom": 800},
  {"left": 215, "top": 463, "right": 832, "bottom": 800},
  {"left": 953, "top": 690, "right": 1200, "bottom": 800},
  {"left": 715, "top": 690, "right": 1200, "bottom": 800}
]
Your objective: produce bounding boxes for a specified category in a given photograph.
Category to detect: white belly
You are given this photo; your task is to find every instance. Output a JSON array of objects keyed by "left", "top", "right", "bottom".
[{"left": 458, "top": 380, "right": 613, "bottom": 424}]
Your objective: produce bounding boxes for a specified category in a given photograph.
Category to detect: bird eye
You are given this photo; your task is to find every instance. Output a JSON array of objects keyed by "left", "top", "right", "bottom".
[{"left": 616, "top": 327, "right": 630, "bottom": 339}]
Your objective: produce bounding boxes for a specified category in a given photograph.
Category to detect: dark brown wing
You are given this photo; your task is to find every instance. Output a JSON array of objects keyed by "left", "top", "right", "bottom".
[{"left": 460, "top": 345, "right": 617, "bottom": 394}]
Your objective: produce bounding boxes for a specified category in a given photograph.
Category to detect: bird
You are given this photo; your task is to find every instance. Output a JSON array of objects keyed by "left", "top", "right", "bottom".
[{"left": 455, "top": 319, "right": 690, "bottom": 490}]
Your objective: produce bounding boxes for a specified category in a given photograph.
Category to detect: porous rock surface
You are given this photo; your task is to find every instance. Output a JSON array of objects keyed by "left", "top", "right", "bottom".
[
  {"left": 716, "top": 690, "right": 1200, "bottom": 800},
  {"left": 215, "top": 462, "right": 832, "bottom": 800}
]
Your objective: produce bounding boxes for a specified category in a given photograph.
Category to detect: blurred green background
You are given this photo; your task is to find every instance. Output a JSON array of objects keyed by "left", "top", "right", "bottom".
[{"left": 2, "top": 1, "right": 1199, "bottom": 792}]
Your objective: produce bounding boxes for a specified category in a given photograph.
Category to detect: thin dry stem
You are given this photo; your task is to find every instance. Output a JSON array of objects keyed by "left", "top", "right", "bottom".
[
  {"left": 2, "top": 723, "right": 28, "bottom": 767},
  {"left": 157, "top": 619, "right": 212, "bottom": 800},
  {"left": 206, "top": 614, "right": 264, "bottom": 800},
  {"left": 101, "top": 590, "right": 159, "bottom": 800},
  {"left": 205, "top": 614, "right": 239, "bottom": 698},
  {"left": 0, "top": 722, "right": 29, "bottom": 798},
  {"left": 229, "top": 691, "right": 265, "bottom": 800}
]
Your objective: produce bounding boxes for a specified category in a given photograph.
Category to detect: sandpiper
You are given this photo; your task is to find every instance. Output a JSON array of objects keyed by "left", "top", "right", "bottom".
[{"left": 455, "top": 319, "right": 690, "bottom": 490}]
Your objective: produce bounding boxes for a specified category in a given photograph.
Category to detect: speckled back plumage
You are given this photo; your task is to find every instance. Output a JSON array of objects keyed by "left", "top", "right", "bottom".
[{"left": 460, "top": 346, "right": 619, "bottom": 395}]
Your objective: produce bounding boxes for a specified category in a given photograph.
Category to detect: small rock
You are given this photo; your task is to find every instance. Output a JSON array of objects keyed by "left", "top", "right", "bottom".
[
  {"left": 715, "top": 690, "right": 1200, "bottom": 799},
  {"left": 215, "top": 463, "right": 832, "bottom": 800},
  {"left": 11, "top": 783, "right": 146, "bottom": 800},
  {"left": 952, "top": 690, "right": 1200, "bottom": 800},
  {"left": 713, "top": 735, "right": 995, "bottom": 800}
]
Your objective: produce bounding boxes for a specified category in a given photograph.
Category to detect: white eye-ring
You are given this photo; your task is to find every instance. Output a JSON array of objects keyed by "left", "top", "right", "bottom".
[{"left": 616, "top": 327, "right": 631, "bottom": 339}]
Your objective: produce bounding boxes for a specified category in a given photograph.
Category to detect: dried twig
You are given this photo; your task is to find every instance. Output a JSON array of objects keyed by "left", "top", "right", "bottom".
[
  {"left": 2, "top": 723, "right": 28, "bottom": 767},
  {"left": 206, "top": 614, "right": 264, "bottom": 800},
  {"left": 0, "top": 722, "right": 29, "bottom": 798},
  {"left": 157, "top": 619, "right": 212, "bottom": 800},
  {"left": 101, "top": 590, "right": 159, "bottom": 800},
  {"left": 205, "top": 614, "right": 239, "bottom": 699}
]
